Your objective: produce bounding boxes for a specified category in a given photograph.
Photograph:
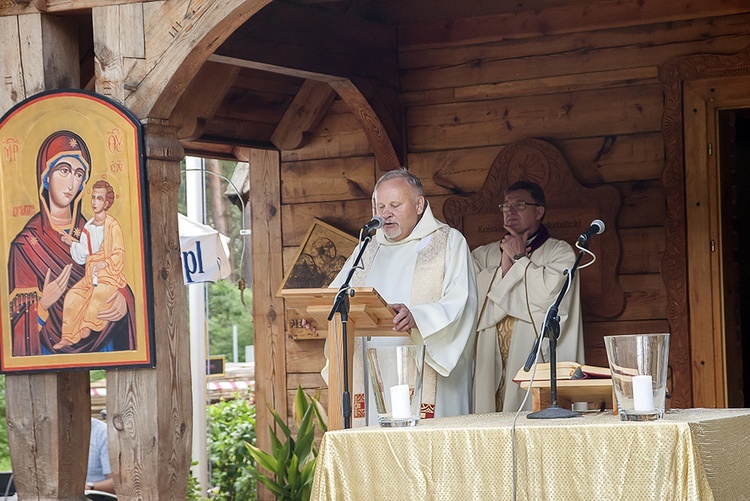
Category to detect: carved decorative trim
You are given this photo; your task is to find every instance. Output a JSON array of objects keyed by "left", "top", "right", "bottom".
[
  {"left": 444, "top": 138, "right": 625, "bottom": 318},
  {"left": 660, "top": 46, "right": 750, "bottom": 408}
]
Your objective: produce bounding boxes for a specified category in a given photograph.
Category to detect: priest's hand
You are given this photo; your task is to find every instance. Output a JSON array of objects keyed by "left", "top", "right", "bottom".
[
  {"left": 97, "top": 290, "right": 128, "bottom": 322},
  {"left": 389, "top": 303, "right": 416, "bottom": 332},
  {"left": 500, "top": 226, "right": 531, "bottom": 258},
  {"left": 40, "top": 264, "right": 73, "bottom": 310},
  {"left": 301, "top": 318, "right": 317, "bottom": 334}
]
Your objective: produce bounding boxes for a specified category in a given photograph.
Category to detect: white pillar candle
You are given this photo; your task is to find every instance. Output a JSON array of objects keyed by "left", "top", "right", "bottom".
[
  {"left": 632, "top": 374, "right": 655, "bottom": 412},
  {"left": 390, "top": 384, "right": 412, "bottom": 419}
]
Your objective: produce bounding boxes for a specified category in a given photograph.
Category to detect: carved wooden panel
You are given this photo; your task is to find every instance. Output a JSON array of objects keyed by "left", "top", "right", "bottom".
[
  {"left": 443, "top": 138, "right": 625, "bottom": 318},
  {"left": 660, "top": 46, "right": 750, "bottom": 408}
]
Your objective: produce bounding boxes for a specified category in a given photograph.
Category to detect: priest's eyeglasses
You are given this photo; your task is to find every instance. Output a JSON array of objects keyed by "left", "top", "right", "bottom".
[{"left": 499, "top": 202, "right": 542, "bottom": 213}]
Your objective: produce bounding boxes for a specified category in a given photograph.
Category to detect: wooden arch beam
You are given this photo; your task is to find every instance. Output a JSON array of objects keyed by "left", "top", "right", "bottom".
[
  {"left": 211, "top": 0, "right": 403, "bottom": 164},
  {"left": 123, "top": 0, "right": 272, "bottom": 119},
  {"left": 329, "top": 79, "right": 402, "bottom": 170},
  {"left": 270, "top": 79, "right": 337, "bottom": 151}
]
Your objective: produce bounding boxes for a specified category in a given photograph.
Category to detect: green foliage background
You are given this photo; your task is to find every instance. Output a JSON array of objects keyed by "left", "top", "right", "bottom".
[
  {"left": 208, "top": 280, "right": 254, "bottom": 361},
  {"left": 181, "top": 158, "right": 254, "bottom": 362},
  {"left": 207, "top": 398, "right": 257, "bottom": 500}
]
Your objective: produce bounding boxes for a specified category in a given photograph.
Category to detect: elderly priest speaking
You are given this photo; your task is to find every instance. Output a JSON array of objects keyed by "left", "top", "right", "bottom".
[{"left": 321, "top": 168, "right": 478, "bottom": 426}]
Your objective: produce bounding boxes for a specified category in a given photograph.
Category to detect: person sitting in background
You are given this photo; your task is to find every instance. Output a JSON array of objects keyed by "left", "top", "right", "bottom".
[{"left": 86, "top": 417, "right": 115, "bottom": 495}]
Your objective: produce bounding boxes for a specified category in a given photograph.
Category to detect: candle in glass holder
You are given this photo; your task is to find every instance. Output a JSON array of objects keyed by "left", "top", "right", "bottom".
[
  {"left": 389, "top": 384, "right": 411, "bottom": 419},
  {"left": 632, "top": 374, "right": 655, "bottom": 412}
]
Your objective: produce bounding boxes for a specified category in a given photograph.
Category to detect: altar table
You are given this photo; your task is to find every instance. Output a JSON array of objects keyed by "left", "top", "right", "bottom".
[{"left": 311, "top": 408, "right": 750, "bottom": 501}]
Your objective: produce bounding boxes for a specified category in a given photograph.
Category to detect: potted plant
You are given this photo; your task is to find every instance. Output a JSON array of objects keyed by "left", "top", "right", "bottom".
[{"left": 246, "top": 387, "right": 327, "bottom": 501}]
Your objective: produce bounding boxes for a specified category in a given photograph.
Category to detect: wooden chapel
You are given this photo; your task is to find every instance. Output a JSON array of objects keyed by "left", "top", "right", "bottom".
[{"left": 3, "top": 1, "right": 750, "bottom": 499}]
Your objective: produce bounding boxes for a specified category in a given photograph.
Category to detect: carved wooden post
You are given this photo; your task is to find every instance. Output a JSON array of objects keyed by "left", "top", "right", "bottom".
[
  {"left": 6, "top": 373, "right": 90, "bottom": 501},
  {"left": 2, "top": 11, "right": 90, "bottom": 501},
  {"left": 106, "top": 121, "right": 192, "bottom": 501}
]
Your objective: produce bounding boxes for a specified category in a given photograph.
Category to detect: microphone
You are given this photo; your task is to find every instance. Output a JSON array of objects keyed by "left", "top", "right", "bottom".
[
  {"left": 577, "top": 219, "right": 605, "bottom": 245},
  {"left": 362, "top": 215, "right": 384, "bottom": 234}
]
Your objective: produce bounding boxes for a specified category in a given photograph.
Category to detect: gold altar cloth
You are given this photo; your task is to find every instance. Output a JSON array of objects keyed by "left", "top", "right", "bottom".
[{"left": 311, "top": 408, "right": 750, "bottom": 501}]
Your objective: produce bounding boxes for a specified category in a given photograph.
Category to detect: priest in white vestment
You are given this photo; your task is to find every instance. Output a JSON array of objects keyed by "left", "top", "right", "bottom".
[
  {"left": 323, "top": 168, "right": 478, "bottom": 425},
  {"left": 472, "top": 181, "right": 584, "bottom": 413}
]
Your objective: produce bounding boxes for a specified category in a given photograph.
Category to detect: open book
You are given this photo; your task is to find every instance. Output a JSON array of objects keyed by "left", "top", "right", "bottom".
[{"left": 513, "top": 361, "right": 611, "bottom": 383}]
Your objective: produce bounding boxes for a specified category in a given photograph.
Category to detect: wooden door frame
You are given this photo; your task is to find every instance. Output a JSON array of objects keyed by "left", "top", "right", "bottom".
[{"left": 661, "top": 47, "right": 750, "bottom": 407}]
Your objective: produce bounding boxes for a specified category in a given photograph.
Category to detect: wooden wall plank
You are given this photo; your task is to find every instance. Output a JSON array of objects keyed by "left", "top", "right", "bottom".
[
  {"left": 282, "top": 199, "right": 372, "bottom": 248},
  {"left": 93, "top": 6, "right": 126, "bottom": 103},
  {"left": 248, "top": 148, "right": 287, "bottom": 480},
  {"left": 616, "top": 180, "right": 665, "bottom": 229},
  {"left": 287, "top": 371, "right": 326, "bottom": 391},
  {"left": 583, "top": 319, "right": 671, "bottom": 366},
  {"left": 281, "top": 156, "right": 375, "bottom": 204},
  {"left": 560, "top": 134, "right": 665, "bottom": 184},
  {"left": 619, "top": 227, "right": 666, "bottom": 275},
  {"left": 286, "top": 339, "right": 326, "bottom": 374},
  {"left": 400, "top": 13, "right": 750, "bottom": 78},
  {"left": 452, "top": 67, "right": 660, "bottom": 105},
  {"left": 406, "top": 84, "right": 663, "bottom": 152},
  {"left": 397, "top": 0, "right": 750, "bottom": 49},
  {"left": 407, "top": 133, "right": 664, "bottom": 196},
  {"left": 582, "top": 273, "right": 667, "bottom": 322}
]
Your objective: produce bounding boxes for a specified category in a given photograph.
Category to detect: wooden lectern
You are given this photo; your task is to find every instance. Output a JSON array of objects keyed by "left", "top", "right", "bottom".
[{"left": 280, "top": 287, "right": 401, "bottom": 430}]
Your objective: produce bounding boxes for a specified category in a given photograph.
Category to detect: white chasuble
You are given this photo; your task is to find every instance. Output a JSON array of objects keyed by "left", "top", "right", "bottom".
[
  {"left": 472, "top": 237, "right": 585, "bottom": 413},
  {"left": 326, "top": 205, "right": 478, "bottom": 426}
]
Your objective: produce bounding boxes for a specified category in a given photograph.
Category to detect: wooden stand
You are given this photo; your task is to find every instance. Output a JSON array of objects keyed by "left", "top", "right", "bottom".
[
  {"left": 281, "top": 287, "right": 400, "bottom": 430},
  {"left": 519, "top": 378, "right": 617, "bottom": 414}
]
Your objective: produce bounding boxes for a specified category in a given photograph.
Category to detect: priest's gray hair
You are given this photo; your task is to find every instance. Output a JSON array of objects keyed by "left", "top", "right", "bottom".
[{"left": 374, "top": 167, "right": 425, "bottom": 197}]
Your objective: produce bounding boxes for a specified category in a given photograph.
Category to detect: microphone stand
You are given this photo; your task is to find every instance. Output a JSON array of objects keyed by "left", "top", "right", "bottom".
[
  {"left": 327, "top": 230, "right": 375, "bottom": 429},
  {"left": 526, "top": 245, "right": 587, "bottom": 420}
]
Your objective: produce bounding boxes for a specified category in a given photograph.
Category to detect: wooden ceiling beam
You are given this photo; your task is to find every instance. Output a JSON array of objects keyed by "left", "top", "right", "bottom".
[
  {"left": 207, "top": 54, "right": 343, "bottom": 82},
  {"left": 213, "top": 1, "right": 403, "bottom": 164},
  {"left": 214, "top": 0, "right": 399, "bottom": 89},
  {"left": 270, "top": 79, "right": 337, "bottom": 150},
  {"left": 172, "top": 60, "right": 241, "bottom": 141},
  {"left": 0, "top": 0, "right": 163, "bottom": 16}
]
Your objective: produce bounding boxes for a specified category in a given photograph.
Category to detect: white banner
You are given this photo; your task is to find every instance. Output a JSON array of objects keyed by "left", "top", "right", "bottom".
[{"left": 178, "top": 214, "right": 231, "bottom": 284}]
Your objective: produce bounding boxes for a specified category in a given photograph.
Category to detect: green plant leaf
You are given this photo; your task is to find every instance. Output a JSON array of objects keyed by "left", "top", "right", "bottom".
[
  {"left": 300, "top": 459, "right": 317, "bottom": 485},
  {"left": 269, "top": 425, "right": 283, "bottom": 457},
  {"left": 256, "top": 475, "right": 286, "bottom": 498},
  {"left": 294, "top": 408, "right": 316, "bottom": 465},
  {"left": 268, "top": 404, "right": 291, "bottom": 438},
  {"left": 293, "top": 386, "right": 309, "bottom": 427},
  {"left": 288, "top": 453, "right": 300, "bottom": 489},
  {"left": 249, "top": 386, "right": 327, "bottom": 501},
  {"left": 246, "top": 443, "right": 278, "bottom": 474},
  {"left": 309, "top": 394, "right": 328, "bottom": 434}
]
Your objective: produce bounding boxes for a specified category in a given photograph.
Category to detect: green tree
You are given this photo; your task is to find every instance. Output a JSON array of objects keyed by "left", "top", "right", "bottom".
[
  {"left": 208, "top": 279, "right": 254, "bottom": 361},
  {"left": 207, "top": 398, "right": 257, "bottom": 501},
  {"left": 180, "top": 158, "right": 254, "bottom": 362}
]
